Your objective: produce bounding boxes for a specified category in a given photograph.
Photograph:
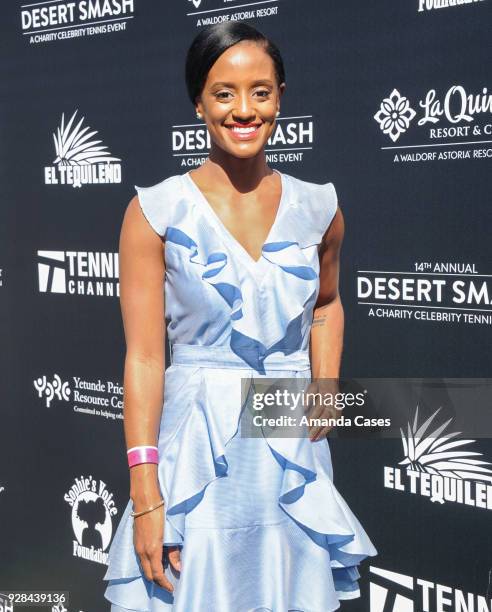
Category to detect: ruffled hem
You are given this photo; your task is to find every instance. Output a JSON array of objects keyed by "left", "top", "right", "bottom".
[
  {"left": 102, "top": 366, "right": 377, "bottom": 611},
  {"left": 104, "top": 522, "right": 367, "bottom": 612}
]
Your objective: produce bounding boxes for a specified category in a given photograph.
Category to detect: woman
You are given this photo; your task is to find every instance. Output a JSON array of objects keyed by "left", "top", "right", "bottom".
[{"left": 103, "top": 21, "right": 377, "bottom": 612}]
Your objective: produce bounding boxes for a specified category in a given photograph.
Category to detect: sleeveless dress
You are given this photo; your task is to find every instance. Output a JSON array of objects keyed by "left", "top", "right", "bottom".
[{"left": 102, "top": 169, "right": 378, "bottom": 611}]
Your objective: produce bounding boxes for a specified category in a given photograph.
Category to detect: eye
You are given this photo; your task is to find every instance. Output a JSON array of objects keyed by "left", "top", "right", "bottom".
[
  {"left": 255, "top": 90, "right": 271, "bottom": 98},
  {"left": 215, "top": 91, "right": 233, "bottom": 100}
]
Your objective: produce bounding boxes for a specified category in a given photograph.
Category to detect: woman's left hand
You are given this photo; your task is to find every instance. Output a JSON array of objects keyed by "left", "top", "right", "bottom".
[{"left": 304, "top": 378, "right": 342, "bottom": 441}]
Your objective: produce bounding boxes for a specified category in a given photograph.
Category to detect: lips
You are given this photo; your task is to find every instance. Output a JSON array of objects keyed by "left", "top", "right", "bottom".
[{"left": 225, "top": 123, "right": 262, "bottom": 141}]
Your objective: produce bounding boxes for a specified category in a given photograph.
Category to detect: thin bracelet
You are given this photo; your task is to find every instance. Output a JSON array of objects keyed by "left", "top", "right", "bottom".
[{"left": 131, "top": 498, "right": 165, "bottom": 518}]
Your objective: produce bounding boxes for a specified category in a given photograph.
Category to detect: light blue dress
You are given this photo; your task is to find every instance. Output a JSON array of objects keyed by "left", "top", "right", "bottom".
[{"left": 103, "top": 170, "right": 378, "bottom": 611}]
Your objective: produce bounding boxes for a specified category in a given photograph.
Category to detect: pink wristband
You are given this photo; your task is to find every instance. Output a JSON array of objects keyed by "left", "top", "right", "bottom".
[{"left": 127, "top": 445, "right": 159, "bottom": 468}]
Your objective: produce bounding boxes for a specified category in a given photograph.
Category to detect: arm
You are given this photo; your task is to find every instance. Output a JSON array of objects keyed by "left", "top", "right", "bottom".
[
  {"left": 119, "top": 195, "right": 177, "bottom": 590},
  {"left": 310, "top": 206, "right": 345, "bottom": 378},
  {"left": 120, "top": 194, "right": 165, "bottom": 504},
  {"left": 307, "top": 206, "right": 345, "bottom": 440}
]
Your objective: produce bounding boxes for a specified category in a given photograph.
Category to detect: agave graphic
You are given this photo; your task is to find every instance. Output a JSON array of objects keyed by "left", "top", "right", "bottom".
[
  {"left": 52, "top": 110, "right": 121, "bottom": 166},
  {"left": 399, "top": 405, "right": 492, "bottom": 482}
]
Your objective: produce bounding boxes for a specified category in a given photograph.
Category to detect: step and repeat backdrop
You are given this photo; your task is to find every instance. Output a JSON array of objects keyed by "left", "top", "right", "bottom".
[{"left": 1, "top": 1, "right": 492, "bottom": 611}]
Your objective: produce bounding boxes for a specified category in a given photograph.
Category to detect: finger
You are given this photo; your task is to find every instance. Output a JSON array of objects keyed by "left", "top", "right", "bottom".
[
  {"left": 150, "top": 550, "right": 174, "bottom": 592},
  {"left": 303, "top": 383, "right": 316, "bottom": 410},
  {"left": 308, "top": 402, "right": 324, "bottom": 419},
  {"left": 306, "top": 404, "right": 322, "bottom": 438},
  {"left": 139, "top": 554, "right": 154, "bottom": 584},
  {"left": 310, "top": 416, "right": 333, "bottom": 440},
  {"left": 306, "top": 404, "right": 324, "bottom": 434},
  {"left": 167, "top": 547, "right": 182, "bottom": 572}
]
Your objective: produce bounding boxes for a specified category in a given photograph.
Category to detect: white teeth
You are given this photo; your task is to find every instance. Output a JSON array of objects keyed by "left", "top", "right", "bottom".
[{"left": 231, "top": 126, "right": 258, "bottom": 133}]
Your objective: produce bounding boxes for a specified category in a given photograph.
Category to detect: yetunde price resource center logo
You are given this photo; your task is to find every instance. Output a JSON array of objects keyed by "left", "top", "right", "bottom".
[
  {"left": 44, "top": 110, "right": 122, "bottom": 187},
  {"left": 64, "top": 475, "right": 118, "bottom": 565},
  {"left": 374, "top": 84, "right": 492, "bottom": 162},
  {"left": 384, "top": 406, "right": 492, "bottom": 512},
  {"left": 33, "top": 372, "right": 124, "bottom": 421}
]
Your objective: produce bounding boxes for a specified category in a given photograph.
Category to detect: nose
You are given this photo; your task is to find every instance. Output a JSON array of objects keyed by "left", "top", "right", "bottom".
[{"left": 232, "top": 90, "right": 256, "bottom": 122}]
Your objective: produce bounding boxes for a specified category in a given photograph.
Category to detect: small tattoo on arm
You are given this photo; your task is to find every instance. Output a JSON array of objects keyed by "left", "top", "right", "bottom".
[{"left": 312, "top": 314, "right": 328, "bottom": 328}]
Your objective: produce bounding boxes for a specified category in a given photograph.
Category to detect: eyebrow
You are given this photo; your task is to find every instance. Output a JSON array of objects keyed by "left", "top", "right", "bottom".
[{"left": 210, "top": 79, "right": 274, "bottom": 88}]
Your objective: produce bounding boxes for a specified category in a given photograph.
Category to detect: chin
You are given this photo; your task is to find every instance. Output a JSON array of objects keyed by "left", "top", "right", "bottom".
[
  {"left": 229, "top": 149, "right": 263, "bottom": 159},
  {"left": 220, "top": 141, "right": 268, "bottom": 160}
]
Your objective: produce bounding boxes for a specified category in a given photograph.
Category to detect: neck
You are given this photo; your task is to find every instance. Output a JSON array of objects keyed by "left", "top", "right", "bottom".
[{"left": 202, "top": 146, "right": 272, "bottom": 191}]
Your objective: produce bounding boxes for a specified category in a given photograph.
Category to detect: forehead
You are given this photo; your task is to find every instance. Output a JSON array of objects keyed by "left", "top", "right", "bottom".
[{"left": 206, "top": 41, "right": 275, "bottom": 83}]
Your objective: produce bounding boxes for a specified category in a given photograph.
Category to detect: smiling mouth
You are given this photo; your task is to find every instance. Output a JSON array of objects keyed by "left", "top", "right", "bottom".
[{"left": 225, "top": 124, "right": 262, "bottom": 140}]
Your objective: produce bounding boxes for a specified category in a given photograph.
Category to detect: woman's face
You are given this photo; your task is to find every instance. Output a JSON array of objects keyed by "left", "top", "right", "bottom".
[{"left": 195, "top": 40, "right": 285, "bottom": 160}]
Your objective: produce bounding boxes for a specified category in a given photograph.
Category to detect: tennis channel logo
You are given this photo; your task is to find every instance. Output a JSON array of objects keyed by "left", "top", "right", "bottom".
[{"left": 37, "top": 250, "right": 119, "bottom": 297}]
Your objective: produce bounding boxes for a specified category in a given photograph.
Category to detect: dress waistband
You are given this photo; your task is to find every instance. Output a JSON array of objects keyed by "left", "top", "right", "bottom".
[{"left": 170, "top": 343, "right": 311, "bottom": 372}]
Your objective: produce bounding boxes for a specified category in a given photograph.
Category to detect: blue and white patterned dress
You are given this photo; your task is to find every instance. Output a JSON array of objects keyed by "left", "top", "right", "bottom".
[{"left": 102, "top": 169, "right": 378, "bottom": 611}]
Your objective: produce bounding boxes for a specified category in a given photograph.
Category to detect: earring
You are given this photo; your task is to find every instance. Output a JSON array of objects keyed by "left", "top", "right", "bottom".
[
  {"left": 276, "top": 110, "right": 280, "bottom": 117},
  {"left": 196, "top": 112, "right": 202, "bottom": 119}
]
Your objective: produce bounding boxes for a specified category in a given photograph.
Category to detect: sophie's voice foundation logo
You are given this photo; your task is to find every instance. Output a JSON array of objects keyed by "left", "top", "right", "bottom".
[
  {"left": 44, "top": 110, "right": 122, "bottom": 187},
  {"left": 64, "top": 475, "right": 118, "bottom": 566}
]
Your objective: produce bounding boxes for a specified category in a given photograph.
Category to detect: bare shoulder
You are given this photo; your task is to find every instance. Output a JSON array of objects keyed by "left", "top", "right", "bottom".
[
  {"left": 120, "top": 194, "right": 164, "bottom": 258},
  {"left": 320, "top": 206, "right": 345, "bottom": 255}
]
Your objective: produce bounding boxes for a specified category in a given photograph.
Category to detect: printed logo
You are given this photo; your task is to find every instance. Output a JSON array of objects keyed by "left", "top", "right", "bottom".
[
  {"left": 0, "top": 593, "right": 13, "bottom": 612},
  {"left": 369, "top": 565, "right": 492, "bottom": 611},
  {"left": 185, "top": 0, "right": 279, "bottom": 26},
  {"left": 34, "top": 374, "right": 71, "bottom": 408},
  {"left": 358, "top": 261, "right": 492, "bottom": 326},
  {"left": 33, "top": 372, "right": 123, "bottom": 420},
  {"left": 21, "top": 0, "right": 135, "bottom": 45},
  {"left": 44, "top": 110, "right": 121, "bottom": 188},
  {"left": 374, "top": 84, "right": 492, "bottom": 162},
  {"left": 37, "top": 250, "right": 119, "bottom": 297},
  {"left": 418, "top": 0, "right": 486, "bottom": 13},
  {"left": 64, "top": 475, "right": 118, "bottom": 565},
  {"left": 52, "top": 605, "right": 68, "bottom": 612},
  {"left": 172, "top": 115, "right": 314, "bottom": 168},
  {"left": 384, "top": 406, "right": 492, "bottom": 511},
  {"left": 373, "top": 89, "right": 417, "bottom": 142},
  {"left": 370, "top": 566, "right": 414, "bottom": 612}
]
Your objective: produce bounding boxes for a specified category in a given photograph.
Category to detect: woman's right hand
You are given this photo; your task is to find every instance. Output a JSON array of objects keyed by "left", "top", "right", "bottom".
[{"left": 132, "top": 498, "right": 179, "bottom": 593}]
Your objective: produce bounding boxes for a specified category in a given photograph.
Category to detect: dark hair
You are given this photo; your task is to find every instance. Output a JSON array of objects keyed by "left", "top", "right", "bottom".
[{"left": 185, "top": 22, "right": 285, "bottom": 106}]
